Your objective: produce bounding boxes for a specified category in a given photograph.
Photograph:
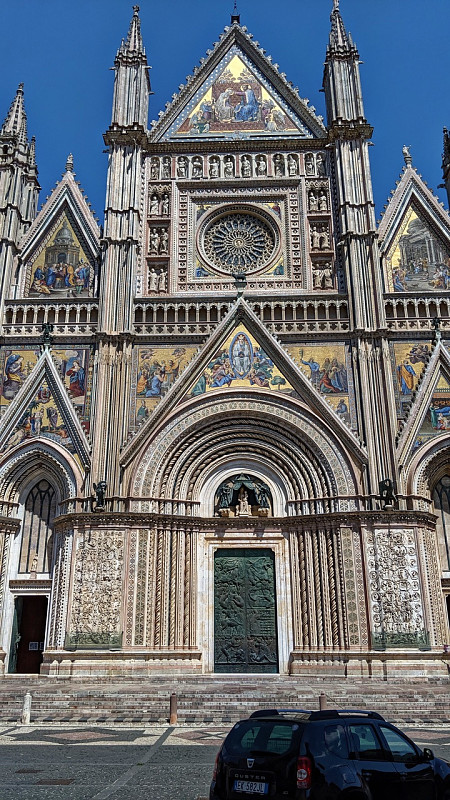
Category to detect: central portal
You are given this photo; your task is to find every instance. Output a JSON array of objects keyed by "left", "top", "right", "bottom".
[{"left": 214, "top": 548, "right": 278, "bottom": 673}]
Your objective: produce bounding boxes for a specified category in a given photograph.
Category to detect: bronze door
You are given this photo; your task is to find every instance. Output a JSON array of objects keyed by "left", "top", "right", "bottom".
[{"left": 214, "top": 548, "right": 278, "bottom": 673}]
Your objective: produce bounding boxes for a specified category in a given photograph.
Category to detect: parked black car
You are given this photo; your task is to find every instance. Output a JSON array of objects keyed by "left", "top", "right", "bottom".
[{"left": 209, "top": 708, "right": 450, "bottom": 799}]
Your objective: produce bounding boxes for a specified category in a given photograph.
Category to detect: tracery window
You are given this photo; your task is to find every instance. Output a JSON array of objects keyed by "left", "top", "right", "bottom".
[
  {"left": 433, "top": 475, "right": 450, "bottom": 571},
  {"left": 19, "top": 479, "right": 56, "bottom": 573}
]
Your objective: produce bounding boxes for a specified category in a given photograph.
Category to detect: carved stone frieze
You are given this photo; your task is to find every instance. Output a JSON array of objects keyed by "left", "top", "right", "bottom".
[
  {"left": 68, "top": 530, "right": 124, "bottom": 648},
  {"left": 365, "top": 527, "right": 425, "bottom": 647}
]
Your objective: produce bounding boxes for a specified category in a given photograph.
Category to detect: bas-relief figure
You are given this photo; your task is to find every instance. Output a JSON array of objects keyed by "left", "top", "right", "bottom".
[
  {"left": 190, "top": 328, "right": 293, "bottom": 396},
  {"left": 176, "top": 53, "right": 300, "bottom": 137},
  {"left": 28, "top": 217, "right": 92, "bottom": 298},
  {"left": 388, "top": 207, "right": 450, "bottom": 292}
]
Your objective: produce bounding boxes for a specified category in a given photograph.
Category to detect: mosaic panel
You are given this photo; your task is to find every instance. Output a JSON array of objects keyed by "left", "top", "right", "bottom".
[
  {"left": 391, "top": 341, "right": 431, "bottom": 416},
  {"left": 131, "top": 345, "right": 198, "bottom": 425},
  {"left": 414, "top": 375, "right": 450, "bottom": 450},
  {"left": 188, "top": 326, "right": 294, "bottom": 397},
  {"left": 167, "top": 47, "right": 311, "bottom": 140},
  {"left": 0, "top": 378, "right": 75, "bottom": 455},
  {"left": 25, "top": 213, "right": 94, "bottom": 298},
  {"left": 385, "top": 206, "right": 450, "bottom": 293},
  {"left": 286, "top": 343, "right": 351, "bottom": 423}
]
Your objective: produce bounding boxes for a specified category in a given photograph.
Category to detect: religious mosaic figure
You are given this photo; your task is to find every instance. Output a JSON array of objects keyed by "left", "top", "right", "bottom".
[{"left": 231, "top": 333, "right": 252, "bottom": 376}]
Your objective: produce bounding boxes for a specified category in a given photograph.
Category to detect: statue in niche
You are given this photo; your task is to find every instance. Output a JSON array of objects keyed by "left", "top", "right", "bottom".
[
  {"left": 316, "top": 152, "right": 326, "bottom": 175},
  {"left": 159, "top": 229, "right": 169, "bottom": 254},
  {"left": 274, "top": 154, "right": 284, "bottom": 176},
  {"left": 30, "top": 552, "right": 38, "bottom": 574},
  {"left": 309, "top": 191, "right": 318, "bottom": 212},
  {"left": 150, "top": 228, "right": 160, "bottom": 254},
  {"left": 323, "top": 263, "right": 334, "bottom": 289},
  {"left": 150, "top": 158, "right": 159, "bottom": 180},
  {"left": 256, "top": 155, "right": 267, "bottom": 176},
  {"left": 161, "top": 157, "right": 171, "bottom": 179},
  {"left": 224, "top": 156, "right": 235, "bottom": 178},
  {"left": 177, "top": 157, "right": 188, "bottom": 178},
  {"left": 319, "top": 191, "right": 328, "bottom": 211},
  {"left": 93, "top": 480, "right": 107, "bottom": 511},
  {"left": 288, "top": 154, "right": 298, "bottom": 176},
  {"left": 218, "top": 480, "right": 234, "bottom": 514},
  {"left": 161, "top": 194, "right": 170, "bottom": 215},
  {"left": 241, "top": 155, "right": 252, "bottom": 177},
  {"left": 313, "top": 267, "right": 324, "bottom": 289},
  {"left": 305, "top": 153, "right": 315, "bottom": 176},
  {"left": 209, "top": 157, "right": 220, "bottom": 178},
  {"left": 310, "top": 225, "right": 321, "bottom": 249},
  {"left": 192, "top": 157, "right": 203, "bottom": 178},
  {"left": 319, "top": 227, "right": 330, "bottom": 249},
  {"left": 148, "top": 268, "right": 158, "bottom": 292},
  {"left": 236, "top": 486, "right": 251, "bottom": 516},
  {"left": 156, "top": 270, "right": 167, "bottom": 292},
  {"left": 150, "top": 194, "right": 159, "bottom": 216}
]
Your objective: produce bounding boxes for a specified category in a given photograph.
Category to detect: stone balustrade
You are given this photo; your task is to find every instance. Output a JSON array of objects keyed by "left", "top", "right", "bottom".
[
  {"left": 385, "top": 294, "right": 450, "bottom": 332},
  {"left": 2, "top": 301, "right": 99, "bottom": 336}
]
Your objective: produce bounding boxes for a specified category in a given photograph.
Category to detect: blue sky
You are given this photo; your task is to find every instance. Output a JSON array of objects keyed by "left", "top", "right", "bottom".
[{"left": 1, "top": 0, "right": 448, "bottom": 222}]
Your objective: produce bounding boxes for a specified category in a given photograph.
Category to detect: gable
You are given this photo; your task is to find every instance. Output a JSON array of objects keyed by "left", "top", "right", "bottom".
[
  {"left": 0, "top": 350, "right": 91, "bottom": 468},
  {"left": 163, "top": 47, "right": 314, "bottom": 141},
  {"left": 24, "top": 210, "right": 94, "bottom": 299},
  {"left": 186, "top": 324, "right": 294, "bottom": 397},
  {"left": 385, "top": 205, "right": 450, "bottom": 294}
]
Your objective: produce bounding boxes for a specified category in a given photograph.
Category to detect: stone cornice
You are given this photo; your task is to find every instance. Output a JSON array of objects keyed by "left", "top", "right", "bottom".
[
  {"left": 328, "top": 122, "right": 373, "bottom": 141},
  {"left": 143, "top": 138, "right": 330, "bottom": 155},
  {"left": 54, "top": 508, "right": 437, "bottom": 533},
  {"left": 0, "top": 515, "right": 21, "bottom": 535}
]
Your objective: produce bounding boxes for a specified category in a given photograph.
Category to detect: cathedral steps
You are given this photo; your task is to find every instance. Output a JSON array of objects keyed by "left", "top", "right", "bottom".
[{"left": 0, "top": 675, "right": 449, "bottom": 725}]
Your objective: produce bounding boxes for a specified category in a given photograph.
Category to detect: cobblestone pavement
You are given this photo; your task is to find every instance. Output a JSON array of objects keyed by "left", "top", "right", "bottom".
[{"left": 1, "top": 723, "right": 450, "bottom": 800}]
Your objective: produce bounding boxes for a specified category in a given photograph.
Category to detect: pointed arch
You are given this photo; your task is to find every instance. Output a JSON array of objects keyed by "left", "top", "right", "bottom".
[{"left": 0, "top": 440, "right": 81, "bottom": 504}]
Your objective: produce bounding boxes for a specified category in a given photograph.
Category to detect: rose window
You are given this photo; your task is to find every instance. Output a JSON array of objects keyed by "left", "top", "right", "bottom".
[{"left": 200, "top": 210, "right": 278, "bottom": 274}]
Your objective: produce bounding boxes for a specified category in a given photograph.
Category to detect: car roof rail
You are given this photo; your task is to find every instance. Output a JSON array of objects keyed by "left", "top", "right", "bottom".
[
  {"left": 249, "top": 709, "right": 312, "bottom": 718},
  {"left": 308, "top": 710, "right": 385, "bottom": 721}
]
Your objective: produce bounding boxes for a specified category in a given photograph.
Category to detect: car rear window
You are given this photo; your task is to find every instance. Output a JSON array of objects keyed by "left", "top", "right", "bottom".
[{"left": 225, "top": 720, "right": 303, "bottom": 756}]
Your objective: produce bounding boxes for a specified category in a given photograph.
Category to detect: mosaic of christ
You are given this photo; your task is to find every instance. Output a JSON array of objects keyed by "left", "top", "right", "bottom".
[{"left": 177, "top": 55, "right": 297, "bottom": 136}]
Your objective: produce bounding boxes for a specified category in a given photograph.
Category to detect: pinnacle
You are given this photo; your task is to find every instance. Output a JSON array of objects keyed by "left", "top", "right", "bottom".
[
  {"left": 120, "top": 5, "right": 145, "bottom": 56},
  {"left": 65, "top": 153, "right": 74, "bottom": 172},
  {"left": 1, "top": 82, "right": 28, "bottom": 139},
  {"left": 328, "top": 0, "right": 352, "bottom": 52}
]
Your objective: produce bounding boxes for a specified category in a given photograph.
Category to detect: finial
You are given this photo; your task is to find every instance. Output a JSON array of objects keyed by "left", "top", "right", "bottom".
[
  {"left": 65, "top": 153, "right": 74, "bottom": 172},
  {"left": 332, "top": 0, "right": 340, "bottom": 10},
  {"left": 402, "top": 144, "right": 412, "bottom": 166},
  {"left": 231, "top": 0, "right": 240, "bottom": 24},
  {"left": 133, "top": 4, "right": 139, "bottom": 14}
]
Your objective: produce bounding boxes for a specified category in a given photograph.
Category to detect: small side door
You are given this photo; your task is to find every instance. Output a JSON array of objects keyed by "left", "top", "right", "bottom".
[
  {"left": 378, "top": 724, "right": 436, "bottom": 800},
  {"left": 347, "top": 722, "right": 400, "bottom": 800}
]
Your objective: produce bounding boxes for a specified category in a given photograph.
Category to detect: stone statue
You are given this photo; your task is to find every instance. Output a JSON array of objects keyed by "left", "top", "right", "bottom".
[
  {"left": 316, "top": 152, "right": 326, "bottom": 176},
  {"left": 217, "top": 481, "right": 234, "bottom": 509},
  {"left": 150, "top": 158, "right": 159, "bottom": 180},
  {"left": 323, "top": 264, "right": 334, "bottom": 289},
  {"left": 150, "top": 194, "right": 159, "bottom": 215},
  {"left": 241, "top": 155, "right": 252, "bottom": 177},
  {"left": 274, "top": 154, "right": 284, "bottom": 176},
  {"left": 157, "top": 270, "right": 167, "bottom": 292},
  {"left": 161, "top": 157, "right": 171, "bottom": 179},
  {"left": 159, "top": 229, "right": 169, "bottom": 254},
  {"left": 379, "top": 478, "right": 397, "bottom": 508},
  {"left": 319, "top": 191, "right": 328, "bottom": 211},
  {"left": 209, "top": 158, "right": 220, "bottom": 178},
  {"left": 319, "top": 227, "right": 329, "bottom": 249},
  {"left": 237, "top": 487, "right": 251, "bottom": 516},
  {"left": 305, "top": 153, "right": 315, "bottom": 176},
  {"left": 309, "top": 191, "right": 318, "bottom": 211},
  {"left": 148, "top": 268, "right": 158, "bottom": 292},
  {"left": 161, "top": 194, "right": 170, "bottom": 215},
  {"left": 177, "top": 157, "right": 188, "bottom": 178},
  {"left": 93, "top": 481, "right": 107, "bottom": 510},
  {"left": 310, "top": 226, "right": 320, "bottom": 249},
  {"left": 30, "top": 552, "right": 38, "bottom": 573},
  {"left": 313, "top": 267, "right": 324, "bottom": 289},
  {"left": 224, "top": 156, "right": 235, "bottom": 178},
  {"left": 150, "top": 228, "right": 160, "bottom": 253},
  {"left": 288, "top": 154, "right": 298, "bottom": 176},
  {"left": 402, "top": 145, "right": 412, "bottom": 165},
  {"left": 192, "top": 157, "right": 203, "bottom": 178},
  {"left": 256, "top": 482, "right": 271, "bottom": 509},
  {"left": 256, "top": 155, "right": 267, "bottom": 176}
]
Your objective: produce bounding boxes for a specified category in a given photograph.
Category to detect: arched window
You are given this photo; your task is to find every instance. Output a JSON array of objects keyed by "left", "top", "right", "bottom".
[
  {"left": 19, "top": 479, "right": 57, "bottom": 573},
  {"left": 433, "top": 475, "right": 450, "bottom": 571}
]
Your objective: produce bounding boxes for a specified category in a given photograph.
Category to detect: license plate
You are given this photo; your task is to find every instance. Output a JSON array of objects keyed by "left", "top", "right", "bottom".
[{"left": 233, "top": 779, "right": 268, "bottom": 794}]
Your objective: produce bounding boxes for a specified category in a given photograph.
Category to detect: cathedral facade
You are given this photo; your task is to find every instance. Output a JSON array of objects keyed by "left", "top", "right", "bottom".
[{"left": 0, "top": 4, "right": 449, "bottom": 680}]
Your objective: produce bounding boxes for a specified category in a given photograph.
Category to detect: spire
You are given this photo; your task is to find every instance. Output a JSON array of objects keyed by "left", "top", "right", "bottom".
[
  {"left": 1, "top": 83, "right": 28, "bottom": 138},
  {"left": 328, "top": 0, "right": 352, "bottom": 52},
  {"left": 120, "top": 5, "right": 145, "bottom": 55},
  {"left": 231, "top": 0, "right": 240, "bottom": 25},
  {"left": 28, "top": 136, "right": 36, "bottom": 167},
  {"left": 442, "top": 128, "right": 450, "bottom": 208},
  {"left": 109, "top": 6, "right": 151, "bottom": 129}
]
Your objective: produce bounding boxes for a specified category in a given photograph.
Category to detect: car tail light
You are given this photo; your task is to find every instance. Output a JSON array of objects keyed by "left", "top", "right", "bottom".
[
  {"left": 212, "top": 748, "right": 221, "bottom": 780},
  {"left": 297, "top": 756, "right": 312, "bottom": 789}
]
